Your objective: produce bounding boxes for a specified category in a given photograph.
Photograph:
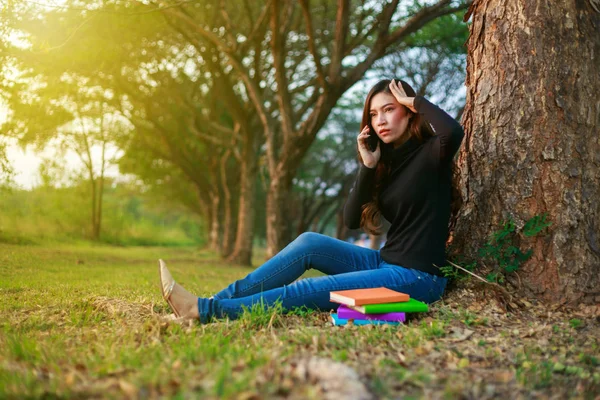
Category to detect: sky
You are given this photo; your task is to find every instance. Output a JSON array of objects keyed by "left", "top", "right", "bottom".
[
  {"left": 6, "top": 141, "right": 50, "bottom": 189},
  {"left": 4, "top": 137, "right": 122, "bottom": 189},
  {"left": 1, "top": 105, "right": 121, "bottom": 189}
]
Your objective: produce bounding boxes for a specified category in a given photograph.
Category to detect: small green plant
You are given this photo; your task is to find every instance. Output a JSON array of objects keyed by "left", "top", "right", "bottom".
[
  {"left": 478, "top": 219, "right": 532, "bottom": 282},
  {"left": 579, "top": 353, "right": 599, "bottom": 366},
  {"left": 462, "top": 310, "right": 488, "bottom": 327},
  {"left": 569, "top": 318, "right": 583, "bottom": 329},
  {"left": 238, "top": 299, "right": 285, "bottom": 329},
  {"left": 439, "top": 261, "right": 475, "bottom": 281},
  {"left": 420, "top": 319, "right": 446, "bottom": 338},
  {"left": 288, "top": 305, "right": 317, "bottom": 317},
  {"left": 523, "top": 213, "right": 552, "bottom": 237},
  {"left": 480, "top": 214, "right": 551, "bottom": 283},
  {"left": 445, "top": 214, "right": 551, "bottom": 284},
  {"left": 552, "top": 325, "right": 560, "bottom": 334}
]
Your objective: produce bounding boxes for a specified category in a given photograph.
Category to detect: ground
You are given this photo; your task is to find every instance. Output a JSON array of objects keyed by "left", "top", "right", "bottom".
[{"left": 0, "top": 243, "right": 599, "bottom": 399}]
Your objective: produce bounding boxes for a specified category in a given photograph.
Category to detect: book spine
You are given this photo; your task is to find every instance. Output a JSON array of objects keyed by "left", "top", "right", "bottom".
[
  {"left": 337, "top": 305, "right": 406, "bottom": 322},
  {"left": 355, "top": 304, "right": 428, "bottom": 313},
  {"left": 353, "top": 295, "right": 409, "bottom": 306},
  {"left": 348, "top": 299, "right": 429, "bottom": 313},
  {"left": 330, "top": 314, "right": 401, "bottom": 326}
]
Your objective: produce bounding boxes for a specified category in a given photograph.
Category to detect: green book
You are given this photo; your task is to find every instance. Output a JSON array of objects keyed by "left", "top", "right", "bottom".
[{"left": 349, "top": 298, "right": 428, "bottom": 314}]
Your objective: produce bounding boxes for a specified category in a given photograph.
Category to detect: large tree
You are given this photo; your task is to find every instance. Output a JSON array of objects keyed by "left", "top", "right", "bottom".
[{"left": 453, "top": 0, "right": 600, "bottom": 303}]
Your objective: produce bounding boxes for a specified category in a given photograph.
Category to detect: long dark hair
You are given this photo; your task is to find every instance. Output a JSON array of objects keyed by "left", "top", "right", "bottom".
[{"left": 357, "top": 79, "right": 434, "bottom": 234}]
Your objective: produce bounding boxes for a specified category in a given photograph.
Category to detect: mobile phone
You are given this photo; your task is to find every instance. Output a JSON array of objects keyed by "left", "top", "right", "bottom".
[{"left": 366, "top": 126, "right": 380, "bottom": 152}]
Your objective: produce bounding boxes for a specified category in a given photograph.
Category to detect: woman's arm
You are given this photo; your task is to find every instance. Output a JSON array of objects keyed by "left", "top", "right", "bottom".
[
  {"left": 388, "top": 80, "right": 464, "bottom": 163},
  {"left": 414, "top": 96, "right": 465, "bottom": 163},
  {"left": 343, "top": 164, "right": 377, "bottom": 229}
]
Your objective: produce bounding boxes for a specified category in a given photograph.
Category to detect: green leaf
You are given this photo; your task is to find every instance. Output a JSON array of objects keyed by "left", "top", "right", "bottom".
[{"left": 523, "top": 213, "right": 552, "bottom": 237}]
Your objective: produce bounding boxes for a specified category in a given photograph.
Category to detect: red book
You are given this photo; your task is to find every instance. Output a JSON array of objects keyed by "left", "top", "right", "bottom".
[{"left": 329, "top": 287, "right": 409, "bottom": 306}]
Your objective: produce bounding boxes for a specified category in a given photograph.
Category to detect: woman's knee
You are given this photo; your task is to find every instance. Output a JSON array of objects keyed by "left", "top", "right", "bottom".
[
  {"left": 289, "top": 232, "right": 327, "bottom": 253},
  {"left": 295, "top": 231, "right": 324, "bottom": 245}
]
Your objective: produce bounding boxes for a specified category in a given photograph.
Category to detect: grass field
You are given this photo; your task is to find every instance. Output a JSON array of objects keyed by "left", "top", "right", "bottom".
[{"left": 1, "top": 243, "right": 599, "bottom": 399}]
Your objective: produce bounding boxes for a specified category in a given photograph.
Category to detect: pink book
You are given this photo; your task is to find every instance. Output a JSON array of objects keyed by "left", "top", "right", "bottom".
[{"left": 337, "top": 304, "right": 406, "bottom": 322}]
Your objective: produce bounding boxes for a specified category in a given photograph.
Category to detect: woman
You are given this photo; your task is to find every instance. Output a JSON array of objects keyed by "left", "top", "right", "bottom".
[{"left": 159, "top": 79, "right": 464, "bottom": 322}]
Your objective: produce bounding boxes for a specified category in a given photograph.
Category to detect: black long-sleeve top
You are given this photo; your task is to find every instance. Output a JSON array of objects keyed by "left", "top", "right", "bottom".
[{"left": 343, "top": 97, "right": 464, "bottom": 276}]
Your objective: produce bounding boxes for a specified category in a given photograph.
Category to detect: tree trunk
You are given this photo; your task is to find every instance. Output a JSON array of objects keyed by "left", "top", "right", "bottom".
[
  {"left": 227, "top": 131, "right": 260, "bottom": 266},
  {"left": 94, "top": 178, "right": 104, "bottom": 241},
  {"left": 95, "top": 140, "right": 106, "bottom": 242},
  {"left": 265, "top": 172, "right": 294, "bottom": 259},
  {"left": 90, "top": 177, "right": 99, "bottom": 241},
  {"left": 219, "top": 150, "right": 235, "bottom": 258},
  {"left": 453, "top": 0, "right": 600, "bottom": 303},
  {"left": 208, "top": 192, "right": 220, "bottom": 252},
  {"left": 336, "top": 206, "right": 349, "bottom": 240}
]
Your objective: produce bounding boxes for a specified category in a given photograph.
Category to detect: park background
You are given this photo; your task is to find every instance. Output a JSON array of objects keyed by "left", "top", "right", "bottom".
[{"left": 1, "top": 0, "right": 599, "bottom": 399}]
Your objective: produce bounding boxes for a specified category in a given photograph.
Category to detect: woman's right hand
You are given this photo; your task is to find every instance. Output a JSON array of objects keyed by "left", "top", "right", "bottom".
[{"left": 357, "top": 125, "right": 381, "bottom": 168}]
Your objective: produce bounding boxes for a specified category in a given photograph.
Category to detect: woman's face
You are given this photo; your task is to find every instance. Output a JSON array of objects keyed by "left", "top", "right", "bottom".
[{"left": 369, "top": 92, "right": 411, "bottom": 148}]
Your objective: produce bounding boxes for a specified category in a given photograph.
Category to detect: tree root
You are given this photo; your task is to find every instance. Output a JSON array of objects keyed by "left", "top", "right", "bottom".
[{"left": 441, "top": 261, "right": 525, "bottom": 312}]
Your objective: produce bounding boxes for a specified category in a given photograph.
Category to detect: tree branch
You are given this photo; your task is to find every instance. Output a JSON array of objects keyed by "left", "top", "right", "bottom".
[
  {"left": 329, "top": 0, "right": 350, "bottom": 83},
  {"left": 299, "top": 0, "right": 327, "bottom": 89},
  {"left": 162, "top": 8, "right": 272, "bottom": 135},
  {"left": 385, "top": 1, "right": 468, "bottom": 46},
  {"left": 269, "top": 1, "right": 295, "bottom": 141}
]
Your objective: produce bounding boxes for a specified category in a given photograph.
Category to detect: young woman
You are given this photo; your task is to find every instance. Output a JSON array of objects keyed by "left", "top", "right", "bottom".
[{"left": 159, "top": 79, "right": 464, "bottom": 322}]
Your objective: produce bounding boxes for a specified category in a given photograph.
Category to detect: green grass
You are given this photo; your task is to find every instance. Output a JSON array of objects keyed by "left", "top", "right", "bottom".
[{"left": 1, "top": 243, "right": 599, "bottom": 399}]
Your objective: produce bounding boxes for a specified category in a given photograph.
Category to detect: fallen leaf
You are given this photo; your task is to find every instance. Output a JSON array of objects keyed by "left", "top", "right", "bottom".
[
  {"left": 397, "top": 351, "right": 407, "bottom": 367},
  {"left": 448, "top": 327, "right": 474, "bottom": 342},
  {"left": 492, "top": 370, "right": 514, "bottom": 383},
  {"left": 118, "top": 379, "right": 138, "bottom": 398},
  {"left": 65, "top": 372, "right": 76, "bottom": 387}
]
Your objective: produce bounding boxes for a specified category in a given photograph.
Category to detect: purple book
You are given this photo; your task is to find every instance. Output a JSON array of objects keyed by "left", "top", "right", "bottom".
[{"left": 337, "top": 304, "right": 406, "bottom": 322}]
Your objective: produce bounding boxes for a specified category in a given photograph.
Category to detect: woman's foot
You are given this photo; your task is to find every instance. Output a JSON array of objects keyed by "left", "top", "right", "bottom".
[{"left": 158, "top": 259, "right": 200, "bottom": 320}]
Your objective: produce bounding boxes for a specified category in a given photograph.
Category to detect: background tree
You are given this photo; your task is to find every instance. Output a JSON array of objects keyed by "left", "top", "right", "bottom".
[
  {"left": 290, "top": 123, "right": 358, "bottom": 237},
  {"left": 2, "top": 58, "right": 129, "bottom": 240},
  {"left": 452, "top": 0, "right": 600, "bottom": 303},
  {"left": 0, "top": 141, "right": 12, "bottom": 188},
  {"left": 59, "top": 107, "right": 128, "bottom": 240}
]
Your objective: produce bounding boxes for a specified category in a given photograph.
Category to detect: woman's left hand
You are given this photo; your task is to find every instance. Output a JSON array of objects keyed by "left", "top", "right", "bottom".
[{"left": 389, "top": 79, "right": 417, "bottom": 113}]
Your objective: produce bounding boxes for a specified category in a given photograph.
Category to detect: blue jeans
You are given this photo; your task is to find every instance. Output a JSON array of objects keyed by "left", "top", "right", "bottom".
[{"left": 197, "top": 232, "right": 447, "bottom": 323}]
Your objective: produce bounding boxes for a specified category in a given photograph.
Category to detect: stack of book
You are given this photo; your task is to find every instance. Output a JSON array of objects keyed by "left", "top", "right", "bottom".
[{"left": 329, "top": 287, "right": 429, "bottom": 326}]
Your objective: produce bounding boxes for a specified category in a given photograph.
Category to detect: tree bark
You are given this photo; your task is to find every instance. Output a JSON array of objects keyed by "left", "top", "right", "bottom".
[
  {"left": 219, "top": 150, "right": 235, "bottom": 258},
  {"left": 90, "top": 177, "right": 99, "bottom": 240},
  {"left": 453, "top": 0, "right": 600, "bottom": 303},
  {"left": 94, "top": 136, "right": 107, "bottom": 242},
  {"left": 208, "top": 191, "right": 220, "bottom": 252},
  {"left": 227, "top": 130, "right": 261, "bottom": 266},
  {"left": 336, "top": 207, "right": 348, "bottom": 240},
  {"left": 265, "top": 171, "right": 294, "bottom": 259}
]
